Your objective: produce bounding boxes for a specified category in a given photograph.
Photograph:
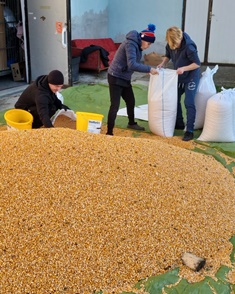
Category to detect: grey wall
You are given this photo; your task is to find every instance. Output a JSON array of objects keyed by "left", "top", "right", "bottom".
[
  {"left": 108, "top": 0, "right": 183, "bottom": 54},
  {"left": 71, "top": 0, "right": 184, "bottom": 55},
  {"left": 71, "top": 0, "right": 109, "bottom": 39}
]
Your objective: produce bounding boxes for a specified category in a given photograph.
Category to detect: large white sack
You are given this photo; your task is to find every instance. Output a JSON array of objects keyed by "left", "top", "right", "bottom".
[
  {"left": 194, "top": 65, "right": 218, "bottom": 130},
  {"left": 56, "top": 91, "right": 64, "bottom": 103},
  {"left": 148, "top": 68, "right": 178, "bottom": 137},
  {"left": 197, "top": 88, "right": 235, "bottom": 142}
]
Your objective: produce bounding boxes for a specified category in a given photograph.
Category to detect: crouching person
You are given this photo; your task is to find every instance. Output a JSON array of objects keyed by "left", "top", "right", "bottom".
[{"left": 15, "top": 70, "right": 70, "bottom": 128}]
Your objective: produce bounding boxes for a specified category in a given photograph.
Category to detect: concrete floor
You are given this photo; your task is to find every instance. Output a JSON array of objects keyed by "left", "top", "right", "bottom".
[
  {"left": 0, "top": 70, "right": 149, "bottom": 112},
  {"left": 0, "top": 65, "right": 234, "bottom": 112},
  {"left": 77, "top": 65, "right": 235, "bottom": 88}
]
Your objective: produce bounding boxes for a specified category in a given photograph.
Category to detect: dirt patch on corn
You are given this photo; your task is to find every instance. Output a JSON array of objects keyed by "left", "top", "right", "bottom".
[{"left": 0, "top": 127, "right": 234, "bottom": 293}]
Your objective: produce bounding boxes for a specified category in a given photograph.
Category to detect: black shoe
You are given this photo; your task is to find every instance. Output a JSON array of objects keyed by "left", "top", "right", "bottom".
[
  {"left": 127, "top": 123, "right": 145, "bottom": 131},
  {"left": 175, "top": 123, "right": 185, "bottom": 130},
  {"left": 182, "top": 131, "right": 194, "bottom": 141},
  {"left": 106, "top": 132, "right": 113, "bottom": 136}
]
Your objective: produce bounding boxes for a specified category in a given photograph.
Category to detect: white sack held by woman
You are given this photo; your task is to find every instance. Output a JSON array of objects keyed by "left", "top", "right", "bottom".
[
  {"left": 148, "top": 68, "right": 178, "bottom": 137},
  {"left": 197, "top": 88, "right": 235, "bottom": 142},
  {"left": 194, "top": 65, "right": 218, "bottom": 130}
]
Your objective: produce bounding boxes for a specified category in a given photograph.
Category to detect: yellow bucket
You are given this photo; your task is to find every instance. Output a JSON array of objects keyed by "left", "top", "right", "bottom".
[
  {"left": 4, "top": 109, "right": 33, "bottom": 130},
  {"left": 76, "top": 112, "right": 104, "bottom": 134}
]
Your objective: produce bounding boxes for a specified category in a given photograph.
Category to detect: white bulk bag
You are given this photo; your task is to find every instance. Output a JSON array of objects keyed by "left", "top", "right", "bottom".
[
  {"left": 197, "top": 88, "right": 235, "bottom": 142},
  {"left": 148, "top": 68, "right": 178, "bottom": 137},
  {"left": 56, "top": 91, "right": 64, "bottom": 103},
  {"left": 51, "top": 109, "right": 77, "bottom": 125},
  {"left": 194, "top": 65, "right": 218, "bottom": 130}
]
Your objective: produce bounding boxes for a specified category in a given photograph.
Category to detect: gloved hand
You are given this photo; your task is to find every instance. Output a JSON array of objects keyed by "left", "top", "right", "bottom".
[{"left": 61, "top": 104, "right": 70, "bottom": 111}]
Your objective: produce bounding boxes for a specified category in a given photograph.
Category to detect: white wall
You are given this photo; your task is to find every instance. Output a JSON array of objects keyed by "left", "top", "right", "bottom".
[
  {"left": 108, "top": 0, "right": 183, "bottom": 54},
  {"left": 184, "top": 0, "right": 209, "bottom": 62},
  {"left": 71, "top": 0, "right": 184, "bottom": 54}
]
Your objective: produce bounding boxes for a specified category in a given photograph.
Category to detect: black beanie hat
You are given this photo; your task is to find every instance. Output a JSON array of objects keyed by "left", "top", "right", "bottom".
[
  {"left": 140, "top": 23, "right": 156, "bottom": 43},
  {"left": 48, "top": 70, "right": 64, "bottom": 85}
]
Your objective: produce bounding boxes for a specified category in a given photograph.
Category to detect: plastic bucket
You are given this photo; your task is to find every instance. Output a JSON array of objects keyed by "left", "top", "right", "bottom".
[
  {"left": 4, "top": 109, "right": 33, "bottom": 130},
  {"left": 76, "top": 112, "right": 104, "bottom": 134}
]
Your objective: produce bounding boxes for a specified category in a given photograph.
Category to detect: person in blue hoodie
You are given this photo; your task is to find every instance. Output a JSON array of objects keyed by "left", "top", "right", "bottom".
[
  {"left": 158, "top": 26, "right": 201, "bottom": 141},
  {"left": 106, "top": 24, "right": 159, "bottom": 136}
]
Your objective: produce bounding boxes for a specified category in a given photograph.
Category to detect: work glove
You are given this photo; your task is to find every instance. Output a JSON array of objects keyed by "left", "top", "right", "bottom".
[{"left": 61, "top": 104, "right": 70, "bottom": 111}]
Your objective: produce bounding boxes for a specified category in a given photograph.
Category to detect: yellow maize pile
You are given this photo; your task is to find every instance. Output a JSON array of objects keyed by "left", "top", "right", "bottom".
[{"left": 0, "top": 127, "right": 234, "bottom": 293}]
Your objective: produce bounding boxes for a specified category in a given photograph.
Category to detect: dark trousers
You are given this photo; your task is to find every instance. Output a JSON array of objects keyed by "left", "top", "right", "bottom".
[
  {"left": 177, "top": 78, "right": 199, "bottom": 132},
  {"left": 107, "top": 74, "right": 135, "bottom": 135}
]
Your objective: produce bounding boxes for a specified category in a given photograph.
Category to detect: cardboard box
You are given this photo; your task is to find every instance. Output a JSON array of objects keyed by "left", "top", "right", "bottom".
[
  {"left": 11, "top": 62, "right": 25, "bottom": 81},
  {"left": 144, "top": 52, "right": 163, "bottom": 66}
]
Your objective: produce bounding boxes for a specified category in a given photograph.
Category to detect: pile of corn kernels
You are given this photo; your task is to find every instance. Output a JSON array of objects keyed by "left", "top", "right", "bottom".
[{"left": 0, "top": 127, "right": 234, "bottom": 293}]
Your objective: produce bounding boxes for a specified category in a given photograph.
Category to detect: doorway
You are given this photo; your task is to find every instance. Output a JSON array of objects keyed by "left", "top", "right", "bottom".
[
  {"left": 0, "top": 0, "right": 26, "bottom": 90},
  {"left": 183, "top": 0, "right": 235, "bottom": 65},
  {"left": 26, "top": 0, "right": 71, "bottom": 85},
  {"left": 0, "top": 0, "right": 72, "bottom": 91}
]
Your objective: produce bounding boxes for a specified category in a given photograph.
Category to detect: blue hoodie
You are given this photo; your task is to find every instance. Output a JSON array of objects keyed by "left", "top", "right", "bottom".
[
  {"left": 108, "top": 30, "right": 152, "bottom": 81},
  {"left": 165, "top": 32, "right": 201, "bottom": 83}
]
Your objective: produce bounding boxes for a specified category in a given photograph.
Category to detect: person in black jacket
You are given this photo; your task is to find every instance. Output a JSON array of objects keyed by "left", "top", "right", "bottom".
[
  {"left": 106, "top": 24, "right": 159, "bottom": 136},
  {"left": 15, "top": 70, "right": 70, "bottom": 128},
  {"left": 158, "top": 26, "right": 201, "bottom": 141}
]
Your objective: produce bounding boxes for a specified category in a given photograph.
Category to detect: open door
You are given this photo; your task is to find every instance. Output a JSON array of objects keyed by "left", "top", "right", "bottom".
[
  {"left": 207, "top": 0, "right": 235, "bottom": 64},
  {"left": 25, "top": 0, "right": 71, "bottom": 85},
  {"left": 184, "top": 0, "right": 235, "bottom": 64},
  {"left": 183, "top": 0, "right": 209, "bottom": 63}
]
